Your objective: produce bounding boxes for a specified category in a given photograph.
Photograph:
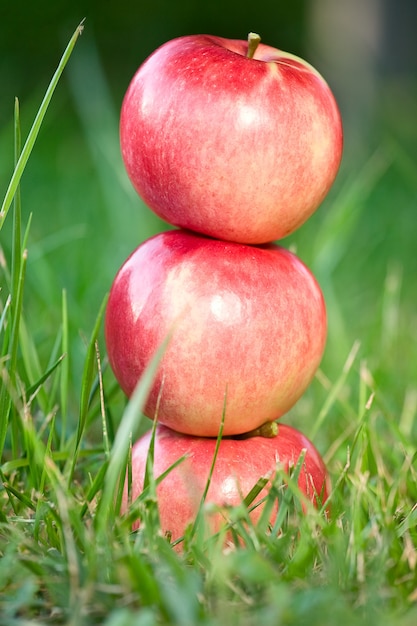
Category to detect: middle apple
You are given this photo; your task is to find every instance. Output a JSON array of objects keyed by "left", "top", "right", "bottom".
[{"left": 105, "top": 229, "right": 327, "bottom": 437}]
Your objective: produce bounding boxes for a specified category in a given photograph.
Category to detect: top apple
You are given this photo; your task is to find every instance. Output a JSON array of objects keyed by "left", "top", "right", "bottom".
[{"left": 120, "top": 34, "right": 343, "bottom": 244}]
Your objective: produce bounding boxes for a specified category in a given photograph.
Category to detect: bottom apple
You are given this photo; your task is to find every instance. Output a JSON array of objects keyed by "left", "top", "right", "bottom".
[{"left": 122, "top": 423, "right": 330, "bottom": 545}]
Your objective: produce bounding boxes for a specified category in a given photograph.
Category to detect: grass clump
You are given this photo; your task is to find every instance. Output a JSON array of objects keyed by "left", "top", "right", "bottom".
[{"left": 1, "top": 20, "right": 417, "bottom": 626}]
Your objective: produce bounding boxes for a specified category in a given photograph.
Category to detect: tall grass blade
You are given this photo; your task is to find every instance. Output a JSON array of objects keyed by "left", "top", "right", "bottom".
[
  {"left": 95, "top": 333, "right": 171, "bottom": 537},
  {"left": 24, "top": 353, "right": 66, "bottom": 399},
  {"left": 0, "top": 248, "right": 27, "bottom": 457},
  {"left": 11, "top": 97, "right": 22, "bottom": 301},
  {"left": 68, "top": 293, "right": 107, "bottom": 482},
  {"left": 95, "top": 339, "right": 110, "bottom": 458},
  {"left": 184, "top": 392, "right": 227, "bottom": 545},
  {"left": 60, "top": 289, "right": 69, "bottom": 446},
  {"left": 269, "top": 449, "right": 307, "bottom": 537},
  {"left": 0, "top": 20, "right": 85, "bottom": 231},
  {"left": 310, "top": 340, "right": 361, "bottom": 439},
  {"left": 0, "top": 295, "right": 11, "bottom": 335}
]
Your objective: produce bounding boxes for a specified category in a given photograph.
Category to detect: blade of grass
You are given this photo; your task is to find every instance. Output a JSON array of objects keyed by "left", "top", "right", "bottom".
[
  {"left": 122, "top": 415, "right": 159, "bottom": 527},
  {"left": 43, "top": 327, "right": 64, "bottom": 420},
  {"left": 243, "top": 475, "right": 271, "bottom": 510},
  {"left": 123, "top": 453, "right": 188, "bottom": 529},
  {"left": 0, "top": 20, "right": 85, "bottom": 231},
  {"left": 119, "top": 534, "right": 164, "bottom": 609},
  {"left": 18, "top": 314, "right": 50, "bottom": 414},
  {"left": 24, "top": 353, "right": 66, "bottom": 399},
  {"left": 129, "top": 382, "right": 167, "bottom": 523},
  {"left": 269, "top": 449, "right": 307, "bottom": 537},
  {"left": 126, "top": 381, "right": 177, "bottom": 537},
  {"left": 124, "top": 418, "right": 160, "bottom": 537},
  {"left": 60, "top": 289, "right": 69, "bottom": 447},
  {"left": 79, "top": 461, "right": 109, "bottom": 519},
  {"left": 0, "top": 247, "right": 27, "bottom": 458},
  {"left": 34, "top": 413, "right": 59, "bottom": 541},
  {"left": 11, "top": 97, "right": 22, "bottom": 302},
  {"left": 310, "top": 340, "right": 361, "bottom": 440},
  {"left": 94, "top": 332, "right": 171, "bottom": 538},
  {"left": 67, "top": 292, "right": 108, "bottom": 483},
  {"left": 14, "top": 216, "right": 57, "bottom": 414},
  {"left": 183, "top": 391, "right": 228, "bottom": 546},
  {"left": 10, "top": 211, "right": 55, "bottom": 416},
  {"left": 1, "top": 477, "right": 37, "bottom": 512},
  {"left": 142, "top": 419, "right": 158, "bottom": 494},
  {"left": 0, "top": 294, "right": 11, "bottom": 336},
  {"left": 0, "top": 100, "right": 24, "bottom": 462},
  {"left": 95, "top": 339, "right": 110, "bottom": 458}
]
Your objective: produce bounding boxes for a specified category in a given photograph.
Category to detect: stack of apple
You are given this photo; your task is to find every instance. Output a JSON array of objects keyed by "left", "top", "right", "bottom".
[{"left": 105, "top": 34, "right": 343, "bottom": 544}]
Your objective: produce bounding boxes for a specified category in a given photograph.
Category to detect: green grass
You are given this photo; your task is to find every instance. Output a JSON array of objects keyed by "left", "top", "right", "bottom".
[{"left": 1, "top": 21, "right": 417, "bottom": 626}]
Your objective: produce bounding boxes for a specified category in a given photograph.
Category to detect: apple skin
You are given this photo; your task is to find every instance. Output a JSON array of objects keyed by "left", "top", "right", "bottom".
[
  {"left": 120, "top": 34, "right": 343, "bottom": 244},
  {"left": 123, "top": 423, "right": 330, "bottom": 543},
  {"left": 105, "top": 229, "right": 327, "bottom": 437}
]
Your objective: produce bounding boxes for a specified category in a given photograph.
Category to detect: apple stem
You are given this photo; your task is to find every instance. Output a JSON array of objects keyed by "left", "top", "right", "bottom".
[
  {"left": 233, "top": 420, "right": 278, "bottom": 440},
  {"left": 247, "top": 32, "right": 261, "bottom": 59}
]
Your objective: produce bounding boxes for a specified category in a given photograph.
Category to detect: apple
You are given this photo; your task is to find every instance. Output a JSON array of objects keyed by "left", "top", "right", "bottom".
[
  {"left": 122, "top": 423, "right": 330, "bottom": 544},
  {"left": 120, "top": 33, "right": 343, "bottom": 244},
  {"left": 105, "top": 229, "right": 326, "bottom": 437}
]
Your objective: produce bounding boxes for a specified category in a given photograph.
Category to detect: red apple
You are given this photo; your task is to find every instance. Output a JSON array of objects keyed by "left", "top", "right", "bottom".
[
  {"left": 105, "top": 229, "right": 326, "bottom": 437},
  {"left": 120, "top": 33, "right": 343, "bottom": 244},
  {"left": 122, "top": 423, "right": 330, "bottom": 544}
]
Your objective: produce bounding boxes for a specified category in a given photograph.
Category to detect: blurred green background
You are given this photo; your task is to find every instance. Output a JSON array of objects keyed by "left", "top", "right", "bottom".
[{"left": 1, "top": 1, "right": 416, "bottom": 436}]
